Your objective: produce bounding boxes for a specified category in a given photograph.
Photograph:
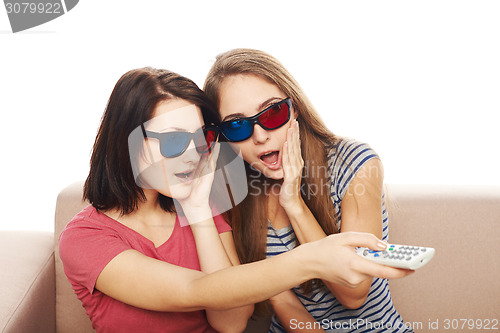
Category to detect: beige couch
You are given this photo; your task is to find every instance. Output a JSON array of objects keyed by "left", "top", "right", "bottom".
[{"left": 1, "top": 182, "right": 499, "bottom": 332}]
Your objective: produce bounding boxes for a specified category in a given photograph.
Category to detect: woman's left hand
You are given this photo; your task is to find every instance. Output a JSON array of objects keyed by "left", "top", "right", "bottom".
[{"left": 279, "top": 118, "right": 305, "bottom": 213}]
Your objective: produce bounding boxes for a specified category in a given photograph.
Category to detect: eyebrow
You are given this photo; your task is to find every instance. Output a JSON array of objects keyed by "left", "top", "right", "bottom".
[{"left": 222, "top": 97, "right": 283, "bottom": 122}]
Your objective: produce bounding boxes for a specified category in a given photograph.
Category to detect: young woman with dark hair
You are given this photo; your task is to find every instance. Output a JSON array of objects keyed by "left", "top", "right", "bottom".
[
  {"left": 204, "top": 49, "right": 413, "bottom": 332},
  {"left": 59, "top": 67, "right": 411, "bottom": 333}
]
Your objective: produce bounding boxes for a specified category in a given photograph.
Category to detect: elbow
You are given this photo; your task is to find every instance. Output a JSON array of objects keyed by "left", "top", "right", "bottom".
[
  {"left": 332, "top": 285, "right": 370, "bottom": 310},
  {"left": 336, "top": 293, "right": 368, "bottom": 310},
  {"left": 207, "top": 305, "right": 254, "bottom": 333},
  {"left": 174, "top": 278, "right": 207, "bottom": 311},
  {"left": 208, "top": 317, "right": 248, "bottom": 333},
  {"left": 327, "top": 279, "right": 372, "bottom": 310},
  {"left": 244, "top": 304, "right": 255, "bottom": 320},
  {"left": 211, "top": 322, "right": 247, "bottom": 333}
]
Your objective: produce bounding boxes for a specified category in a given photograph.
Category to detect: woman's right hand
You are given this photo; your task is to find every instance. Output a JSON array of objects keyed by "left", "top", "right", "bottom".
[
  {"left": 304, "top": 232, "right": 413, "bottom": 287},
  {"left": 177, "top": 143, "right": 220, "bottom": 224}
]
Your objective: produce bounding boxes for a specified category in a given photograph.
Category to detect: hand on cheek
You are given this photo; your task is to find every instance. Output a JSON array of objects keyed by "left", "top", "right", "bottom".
[
  {"left": 177, "top": 143, "right": 220, "bottom": 224},
  {"left": 279, "top": 119, "right": 304, "bottom": 212}
]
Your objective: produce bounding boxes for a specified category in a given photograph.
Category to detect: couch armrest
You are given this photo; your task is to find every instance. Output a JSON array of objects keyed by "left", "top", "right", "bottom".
[
  {"left": 387, "top": 185, "right": 500, "bottom": 328},
  {"left": 0, "top": 231, "right": 55, "bottom": 333}
]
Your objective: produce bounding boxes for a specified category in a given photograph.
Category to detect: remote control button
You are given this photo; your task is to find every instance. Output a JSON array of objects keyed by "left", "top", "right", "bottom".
[
  {"left": 389, "top": 255, "right": 395, "bottom": 259},
  {"left": 413, "top": 251, "right": 419, "bottom": 256},
  {"left": 374, "top": 253, "right": 380, "bottom": 257},
  {"left": 421, "top": 248, "right": 427, "bottom": 252},
  {"left": 398, "top": 255, "right": 404, "bottom": 260},
  {"left": 363, "top": 249, "right": 369, "bottom": 256},
  {"left": 406, "top": 256, "right": 412, "bottom": 261}
]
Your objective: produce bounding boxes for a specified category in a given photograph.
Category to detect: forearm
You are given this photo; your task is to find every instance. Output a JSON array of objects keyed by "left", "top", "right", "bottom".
[
  {"left": 322, "top": 218, "right": 377, "bottom": 309},
  {"left": 190, "top": 216, "right": 232, "bottom": 273},
  {"left": 286, "top": 199, "right": 327, "bottom": 244},
  {"left": 206, "top": 305, "right": 253, "bottom": 333},
  {"left": 187, "top": 244, "right": 313, "bottom": 310},
  {"left": 322, "top": 279, "right": 372, "bottom": 310},
  {"left": 96, "top": 232, "right": 409, "bottom": 313},
  {"left": 271, "top": 290, "right": 325, "bottom": 333},
  {"left": 285, "top": 202, "right": 372, "bottom": 308},
  {"left": 190, "top": 214, "right": 253, "bottom": 332}
]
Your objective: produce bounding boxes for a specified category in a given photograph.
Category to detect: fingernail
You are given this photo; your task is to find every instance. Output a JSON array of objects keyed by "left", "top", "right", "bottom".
[{"left": 377, "top": 241, "right": 387, "bottom": 250}]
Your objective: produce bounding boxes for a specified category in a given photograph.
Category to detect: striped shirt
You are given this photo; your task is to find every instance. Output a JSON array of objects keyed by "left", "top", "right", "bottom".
[{"left": 266, "top": 139, "right": 412, "bottom": 333}]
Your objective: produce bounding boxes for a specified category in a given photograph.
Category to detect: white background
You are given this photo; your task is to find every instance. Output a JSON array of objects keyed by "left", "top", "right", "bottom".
[{"left": 1, "top": 0, "right": 499, "bottom": 231}]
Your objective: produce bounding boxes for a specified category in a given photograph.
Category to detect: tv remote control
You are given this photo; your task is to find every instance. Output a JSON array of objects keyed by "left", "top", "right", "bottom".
[{"left": 356, "top": 244, "right": 435, "bottom": 270}]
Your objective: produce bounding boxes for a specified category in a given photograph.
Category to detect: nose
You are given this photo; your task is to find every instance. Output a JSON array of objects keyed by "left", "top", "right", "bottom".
[
  {"left": 181, "top": 139, "right": 201, "bottom": 164},
  {"left": 251, "top": 123, "right": 270, "bottom": 144}
]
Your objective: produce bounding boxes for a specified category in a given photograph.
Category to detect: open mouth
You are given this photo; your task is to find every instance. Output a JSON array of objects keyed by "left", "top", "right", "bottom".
[{"left": 259, "top": 150, "right": 281, "bottom": 170}]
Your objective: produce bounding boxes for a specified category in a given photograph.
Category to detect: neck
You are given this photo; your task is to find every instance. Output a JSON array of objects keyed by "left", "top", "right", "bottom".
[
  {"left": 107, "top": 189, "right": 175, "bottom": 228},
  {"left": 266, "top": 184, "right": 286, "bottom": 224}
]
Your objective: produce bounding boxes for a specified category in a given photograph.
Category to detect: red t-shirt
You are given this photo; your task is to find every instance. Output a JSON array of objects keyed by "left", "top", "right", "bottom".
[{"left": 59, "top": 205, "right": 232, "bottom": 333}]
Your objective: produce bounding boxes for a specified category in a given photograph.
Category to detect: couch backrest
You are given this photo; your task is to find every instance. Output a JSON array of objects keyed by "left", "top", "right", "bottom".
[
  {"left": 55, "top": 181, "right": 94, "bottom": 333},
  {"left": 55, "top": 183, "right": 500, "bottom": 333},
  {"left": 386, "top": 184, "right": 500, "bottom": 332}
]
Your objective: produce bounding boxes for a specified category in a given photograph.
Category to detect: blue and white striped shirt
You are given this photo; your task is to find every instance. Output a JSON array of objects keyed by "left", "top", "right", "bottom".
[{"left": 266, "top": 139, "right": 412, "bottom": 333}]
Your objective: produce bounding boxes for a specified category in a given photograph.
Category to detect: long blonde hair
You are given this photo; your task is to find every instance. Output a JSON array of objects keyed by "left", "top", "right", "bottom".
[{"left": 204, "top": 49, "right": 339, "bottom": 308}]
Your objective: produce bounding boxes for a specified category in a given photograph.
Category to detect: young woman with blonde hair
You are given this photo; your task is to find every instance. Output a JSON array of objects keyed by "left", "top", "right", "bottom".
[{"left": 204, "top": 49, "right": 413, "bottom": 332}]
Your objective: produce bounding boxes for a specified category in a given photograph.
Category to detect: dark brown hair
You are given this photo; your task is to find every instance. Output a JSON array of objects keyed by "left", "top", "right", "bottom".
[
  {"left": 205, "top": 49, "right": 340, "bottom": 311},
  {"left": 84, "top": 67, "right": 219, "bottom": 215}
]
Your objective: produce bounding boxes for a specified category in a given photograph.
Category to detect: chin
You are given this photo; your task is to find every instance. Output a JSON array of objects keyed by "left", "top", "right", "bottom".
[
  {"left": 262, "top": 167, "right": 284, "bottom": 180},
  {"left": 156, "top": 187, "right": 173, "bottom": 199},
  {"left": 167, "top": 185, "right": 193, "bottom": 201}
]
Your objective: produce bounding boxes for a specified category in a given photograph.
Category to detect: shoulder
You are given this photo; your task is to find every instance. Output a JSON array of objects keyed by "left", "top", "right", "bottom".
[
  {"left": 59, "top": 206, "right": 134, "bottom": 292},
  {"left": 60, "top": 205, "right": 122, "bottom": 241},
  {"left": 327, "top": 138, "right": 380, "bottom": 170},
  {"left": 59, "top": 205, "right": 128, "bottom": 264},
  {"left": 327, "top": 138, "right": 382, "bottom": 202}
]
